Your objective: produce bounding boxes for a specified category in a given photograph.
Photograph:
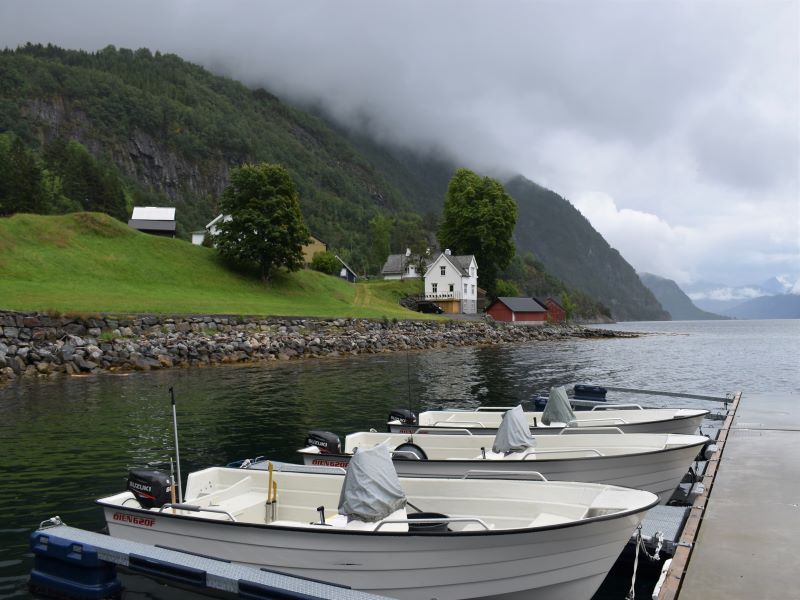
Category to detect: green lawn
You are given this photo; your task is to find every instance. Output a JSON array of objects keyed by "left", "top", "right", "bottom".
[{"left": 0, "top": 213, "right": 431, "bottom": 319}]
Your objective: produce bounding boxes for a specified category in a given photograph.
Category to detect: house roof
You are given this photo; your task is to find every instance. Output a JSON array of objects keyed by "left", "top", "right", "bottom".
[
  {"left": 381, "top": 254, "right": 405, "bottom": 275},
  {"left": 493, "top": 297, "right": 547, "bottom": 313},
  {"left": 128, "top": 219, "right": 176, "bottom": 232},
  {"left": 335, "top": 255, "right": 358, "bottom": 279},
  {"left": 381, "top": 253, "right": 430, "bottom": 275},
  {"left": 131, "top": 206, "right": 175, "bottom": 221},
  {"left": 534, "top": 296, "right": 564, "bottom": 310},
  {"left": 424, "top": 252, "right": 476, "bottom": 277}
]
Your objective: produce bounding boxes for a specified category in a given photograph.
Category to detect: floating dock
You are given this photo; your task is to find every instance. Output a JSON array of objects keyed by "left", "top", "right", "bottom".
[
  {"left": 30, "top": 522, "right": 392, "bottom": 600},
  {"left": 657, "top": 391, "right": 800, "bottom": 599}
]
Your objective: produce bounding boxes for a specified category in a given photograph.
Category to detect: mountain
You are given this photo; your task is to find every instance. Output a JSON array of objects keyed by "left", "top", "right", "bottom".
[
  {"left": 638, "top": 273, "right": 727, "bottom": 320},
  {"left": 720, "top": 294, "right": 800, "bottom": 319},
  {"left": 684, "top": 278, "right": 798, "bottom": 315},
  {"left": 0, "top": 43, "right": 666, "bottom": 321},
  {"left": 505, "top": 177, "right": 670, "bottom": 321}
]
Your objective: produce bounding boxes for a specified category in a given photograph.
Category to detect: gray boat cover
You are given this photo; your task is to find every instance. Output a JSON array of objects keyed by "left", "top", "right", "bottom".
[
  {"left": 338, "top": 443, "right": 407, "bottom": 522},
  {"left": 492, "top": 405, "right": 536, "bottom": 453},
  {"left": 541, "top": 386, "right": 576, "bottom": 425}
]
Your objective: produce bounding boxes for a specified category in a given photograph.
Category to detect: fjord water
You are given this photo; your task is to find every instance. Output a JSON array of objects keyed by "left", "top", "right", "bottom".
[{"left": 1, "top": 319, "right": 797, "bottom": 599}]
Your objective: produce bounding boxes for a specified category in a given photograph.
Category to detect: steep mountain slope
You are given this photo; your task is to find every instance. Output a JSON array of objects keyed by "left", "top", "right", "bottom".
[
  {"left": 1, "top": 44, "right": 666, "bottom": 321},
  {"left": 504, "top": 177, "right": 670, "bottom": 321},
  {"left": 639, "top": 273, "right": 727, "bottom": 320},
  {"left": 0, "top": 44, "right": 419, "bottom": 263}
]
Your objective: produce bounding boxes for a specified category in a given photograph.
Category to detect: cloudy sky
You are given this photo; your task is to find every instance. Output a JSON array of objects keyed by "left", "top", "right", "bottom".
[{"left": 2, "top": 0, "right": 798, "bottom": 289}]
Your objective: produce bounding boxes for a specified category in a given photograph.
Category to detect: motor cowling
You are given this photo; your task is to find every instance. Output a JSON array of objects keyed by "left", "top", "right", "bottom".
[
  {"left": 388, "top": 408, "right": 417, "bottom": 425},
  {"left": 573, "top": 384, "right": 607, "bottom": 401},
  {"left": 127, "top": 469, "right": 172, "bottom": 509},
  {"left": 305, "top": 430, "right": 341, "bottom": 454}
]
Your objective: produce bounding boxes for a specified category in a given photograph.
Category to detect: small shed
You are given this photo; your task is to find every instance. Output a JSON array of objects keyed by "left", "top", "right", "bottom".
[
  {"left": 536, "top": 297, "right": 567, "bottom": 323},
  {"left": 128, "top": 207, "right": 176, "bottom": 238},
  {"left": 485, "top": 297, "right": 547, "bottom": 322},
  {"left": 336, "top": 255, "right": 358, "bottom": 283}
]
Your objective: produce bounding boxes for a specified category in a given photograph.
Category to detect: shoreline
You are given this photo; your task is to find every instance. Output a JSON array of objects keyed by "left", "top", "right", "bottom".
[{"left": 0, "top": 310, "right": 637, "bottom": 385}]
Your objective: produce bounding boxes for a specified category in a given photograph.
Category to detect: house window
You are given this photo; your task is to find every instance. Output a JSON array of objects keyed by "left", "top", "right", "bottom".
[
  {"left": 449, "top": 283, "right": 454, "bottom": 293},
  {"left": 432, "top": 283, "right": 438, "bottom": 294},
  {"left": 471, "top": 285, "right": 475, "bottom": 294},
  {"left": 440, "top": 266, "right": 446, "bottom": 276},
  {"left": 464, "top": 283, "right": 468, "bottom": 294}
]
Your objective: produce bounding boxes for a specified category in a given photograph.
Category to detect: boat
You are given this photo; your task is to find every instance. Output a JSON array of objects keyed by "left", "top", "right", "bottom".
[
  {"left": 295, "top": 406, "right": 710, "bottom": 503},
  {"left": 98, "top": 444, "right": 658, "bottom": 600},
  {"left": 388, "top": 387, "right": 709, "bottom": 436}
]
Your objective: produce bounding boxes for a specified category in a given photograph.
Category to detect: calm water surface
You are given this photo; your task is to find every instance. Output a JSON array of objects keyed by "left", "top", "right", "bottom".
[{"left": 1, "top": 319, "right": 797, "bottom": 599}]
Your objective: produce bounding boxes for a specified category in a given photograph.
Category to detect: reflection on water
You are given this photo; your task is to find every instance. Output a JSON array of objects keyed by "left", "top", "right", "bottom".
[{"left": 1, "top": 319, "right": 797, "bottom": 598}]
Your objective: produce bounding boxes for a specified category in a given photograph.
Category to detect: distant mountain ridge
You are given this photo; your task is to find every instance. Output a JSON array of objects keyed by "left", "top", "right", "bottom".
[
  {"left": 719, "top": 294, "right": 800, "bottom": 319},
  {"left": 0, "top": 43, "right": 668, "bottom": 321},
  {"left": 638, "top": 273, "right": 726, "bottom": 320}
]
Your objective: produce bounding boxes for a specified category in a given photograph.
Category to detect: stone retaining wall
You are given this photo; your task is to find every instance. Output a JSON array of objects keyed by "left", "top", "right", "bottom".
[{"left": 0, "top": 311, "right": 632, "bottom": 384}]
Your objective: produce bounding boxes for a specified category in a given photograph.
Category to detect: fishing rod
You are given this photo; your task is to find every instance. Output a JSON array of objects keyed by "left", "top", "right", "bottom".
[{"left": 169, "top": 387, "right": 184, "bottom": 504}]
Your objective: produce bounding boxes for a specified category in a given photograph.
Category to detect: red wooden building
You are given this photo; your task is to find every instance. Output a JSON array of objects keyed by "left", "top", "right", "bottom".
[{"left": 485, "top": 296, "right": 566, "bottom": 323}]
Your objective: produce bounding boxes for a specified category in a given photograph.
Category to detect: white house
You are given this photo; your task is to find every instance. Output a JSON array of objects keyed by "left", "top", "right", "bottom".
[
  {"left": 191, "top": 214, "right": 230, "bottom": 245},
  {"left": 423, "top": 250, "right": 478, "bottom": 314}
]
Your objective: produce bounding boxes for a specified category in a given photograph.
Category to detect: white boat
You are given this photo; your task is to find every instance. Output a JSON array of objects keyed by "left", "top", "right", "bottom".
[
  {"left": 388, "top": 388, "right": 708, "bottom": 436},
  {"left": 296, "top": 421, "right": 709, "bottom": 503},
  {"left": 99, "top": 444, "right": 658, "bottom": 600}
]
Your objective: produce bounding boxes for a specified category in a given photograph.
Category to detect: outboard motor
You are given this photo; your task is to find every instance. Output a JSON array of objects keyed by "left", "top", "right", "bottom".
[
  {"left": 573, "top": 384, "right": 607, "bottom": 401},
  {"left": 127, "top": 469, "right": 172, "bottom": 509},
  {"left": 305, "top": 430, "right": 341, "bottom": 454},
  {"left": 388, "top": 408, "right": 417, "bottom": 425}
]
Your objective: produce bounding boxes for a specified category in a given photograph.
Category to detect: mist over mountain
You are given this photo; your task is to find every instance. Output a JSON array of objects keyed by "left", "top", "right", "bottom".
[{"left": 1, "top": 44, "right": 668, "bottom": 321}]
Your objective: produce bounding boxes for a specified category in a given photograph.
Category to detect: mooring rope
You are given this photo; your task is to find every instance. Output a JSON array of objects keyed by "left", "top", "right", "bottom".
[{"left": 626, "top": 524, "right": 664, "bottom": 599}]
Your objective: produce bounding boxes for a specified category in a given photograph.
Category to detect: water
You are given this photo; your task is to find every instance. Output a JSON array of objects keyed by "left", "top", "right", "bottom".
[{"left": 1, "top": 319, "right": 797, "bottom": 599}]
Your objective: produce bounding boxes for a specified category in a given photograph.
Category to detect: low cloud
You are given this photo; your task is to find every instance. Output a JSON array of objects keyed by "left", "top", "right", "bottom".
[{"left": 0, "top": 0, "right": 797, "bottom": 287}]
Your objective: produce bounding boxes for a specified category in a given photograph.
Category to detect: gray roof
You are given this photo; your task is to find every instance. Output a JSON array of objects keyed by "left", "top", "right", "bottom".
[
  {"left": 128, "top": 219, "right": 177, "bottom": 232},
  {"left": 381, "top": 254, "right": 406, "bottom": 275},
  {"left": 445, "top": 254, "right": 475, "bottom": 276},
  {"left": 495, "top": 297, "right": 547, "bottom": 313},
  {"left": 381, "top": 254, "right": 431, "bottom": 275}
]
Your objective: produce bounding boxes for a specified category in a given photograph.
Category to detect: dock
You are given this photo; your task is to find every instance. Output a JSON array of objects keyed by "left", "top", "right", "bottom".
[
  {"left": 30, "top": 522, "right": 393, "bottom": 600},
  {"left": 658, "top": 392, "right": 800, "bottom": 599}
]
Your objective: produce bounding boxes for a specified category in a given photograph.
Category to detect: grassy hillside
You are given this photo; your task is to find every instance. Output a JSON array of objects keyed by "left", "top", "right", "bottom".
[{"left": 0, "top": 212, "right": 428, "bottom": 318}]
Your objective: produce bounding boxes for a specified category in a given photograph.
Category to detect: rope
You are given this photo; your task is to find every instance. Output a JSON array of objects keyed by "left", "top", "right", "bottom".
[{"left": 626, "top": 525, "right": 664, "bottom": 599}]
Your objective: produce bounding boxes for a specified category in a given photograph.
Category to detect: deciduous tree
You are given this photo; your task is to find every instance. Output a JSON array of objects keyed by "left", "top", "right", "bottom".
[
  {"left": 215, "top": 163, "right": 309, "bottom": 281},
  {"left": 437, "top": 168, "right": 517, "bottom": 296}
]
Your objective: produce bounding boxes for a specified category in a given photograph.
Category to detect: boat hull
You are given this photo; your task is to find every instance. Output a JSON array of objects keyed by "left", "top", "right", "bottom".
[
  {"left": 302, "top": 439, "right": 705, "bottom": 503},
  {"left": 389, "top": 410, "right": 707, "bottom": 436},
  {"left": 101, "top": 503, "right": 648, "bottom": 600}
]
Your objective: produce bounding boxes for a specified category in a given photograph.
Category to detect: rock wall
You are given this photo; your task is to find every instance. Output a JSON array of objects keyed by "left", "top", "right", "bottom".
[{"left": 0, "top": 311, "right": 631, "bottom": 384}]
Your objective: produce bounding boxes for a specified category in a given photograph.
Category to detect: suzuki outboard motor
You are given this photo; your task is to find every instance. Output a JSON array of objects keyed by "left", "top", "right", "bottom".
[
  {"left": 305, "top": 430, "right": 341, "bottom": 454},
  {"left": 127, "top": 469, "right": 173, "bottom": 509},
  {"left": 388, "top": 408, "right": 417, "bottom": 425}
]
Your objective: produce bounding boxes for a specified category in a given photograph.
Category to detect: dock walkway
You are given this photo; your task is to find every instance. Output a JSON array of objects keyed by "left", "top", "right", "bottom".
[{"left": 666, "top": 392, "right": 800, "bottom": 599}]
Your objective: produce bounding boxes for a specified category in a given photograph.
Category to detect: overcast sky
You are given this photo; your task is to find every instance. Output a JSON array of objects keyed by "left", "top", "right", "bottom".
[{"left": 2, "top": 0, "right": 798, "bottom": 288}]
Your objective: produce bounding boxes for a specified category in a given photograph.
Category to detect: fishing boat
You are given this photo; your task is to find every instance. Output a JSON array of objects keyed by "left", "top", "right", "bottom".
[
  {"left": 98, "top": 444, "right": 658, "bottom": 600},
  {"left": 295, "top": 406, "right": 710, "bottom": 503},
  {"left": 389, "top": 387, "right": 709, "bottom": 436}
]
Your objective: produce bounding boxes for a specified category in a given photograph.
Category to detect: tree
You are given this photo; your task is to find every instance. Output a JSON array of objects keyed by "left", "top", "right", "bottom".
[
  {"left": 437, "top": 168, "right": 517, "bottom": 296},
  {"left": 214, "top": 163, "right": 310, "bottom": 281},
  {"left": 310, "top": 251, "right": 340, "bottom": 275},
  {"left": 560, "top": 291, "right": 577, "bottom": 322}
]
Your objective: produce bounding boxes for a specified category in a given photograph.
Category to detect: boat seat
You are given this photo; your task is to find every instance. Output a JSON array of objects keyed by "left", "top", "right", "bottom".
[{"left": 528, "top": 512, "right": 568, "bottom": 527}]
